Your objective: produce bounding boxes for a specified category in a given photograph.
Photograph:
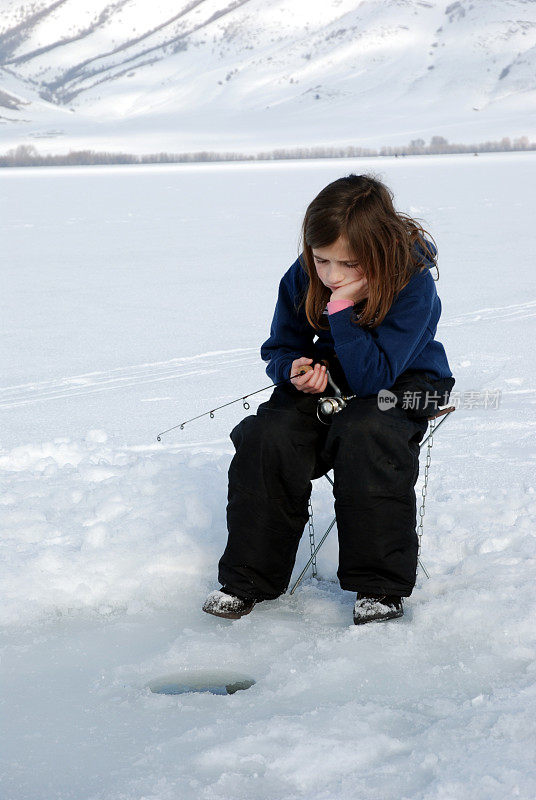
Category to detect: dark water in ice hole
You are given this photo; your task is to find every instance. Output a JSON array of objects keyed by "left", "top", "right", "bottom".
[{"left": 148, "top": 670, "right": 256, "bottom": 696}]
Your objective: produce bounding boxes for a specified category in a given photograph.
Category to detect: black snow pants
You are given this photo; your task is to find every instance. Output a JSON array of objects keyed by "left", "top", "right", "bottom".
[{"left": 218, "top": 368, "right": 455, "bottom": 601}]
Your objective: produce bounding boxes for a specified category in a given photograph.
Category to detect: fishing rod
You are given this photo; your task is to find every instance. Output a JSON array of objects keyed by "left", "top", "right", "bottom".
[{"left": 156, "top": 362, "right": 352, "bottom": 441}]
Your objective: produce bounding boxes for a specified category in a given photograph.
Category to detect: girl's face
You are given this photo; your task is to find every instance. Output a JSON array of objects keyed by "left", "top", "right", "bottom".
[{"left": 312, "top": 236, "right": 365, "bottom": 290}]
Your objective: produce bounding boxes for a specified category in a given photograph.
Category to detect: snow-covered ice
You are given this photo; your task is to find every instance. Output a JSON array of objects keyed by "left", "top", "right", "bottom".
[{"left": 1, "top": 153, "right": 536, "bottom": 799}]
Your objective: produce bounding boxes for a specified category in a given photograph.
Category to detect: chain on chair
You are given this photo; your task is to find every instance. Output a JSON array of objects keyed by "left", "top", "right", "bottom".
[{"left": 289, "top": 381, "right": 456, "bottom": 595}]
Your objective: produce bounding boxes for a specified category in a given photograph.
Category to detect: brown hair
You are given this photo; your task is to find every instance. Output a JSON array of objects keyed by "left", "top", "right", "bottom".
[{"left": 297, "top": 173, "right": 438, "bottom": 330}]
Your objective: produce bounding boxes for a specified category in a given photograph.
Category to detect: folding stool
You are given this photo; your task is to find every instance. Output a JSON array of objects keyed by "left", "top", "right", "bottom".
[{"left": 289, "top": 405, "right": 456, "bottom": 595}]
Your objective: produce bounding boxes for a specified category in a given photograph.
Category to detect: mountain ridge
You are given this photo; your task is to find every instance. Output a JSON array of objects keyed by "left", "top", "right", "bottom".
[{"left": 0, "top": 0, "right": 534, "bottom": 154}]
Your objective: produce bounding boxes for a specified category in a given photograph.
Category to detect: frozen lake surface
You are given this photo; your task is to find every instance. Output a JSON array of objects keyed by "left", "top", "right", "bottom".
[{"left": 1, "top": 153, "right": 536, "bottom": 799}]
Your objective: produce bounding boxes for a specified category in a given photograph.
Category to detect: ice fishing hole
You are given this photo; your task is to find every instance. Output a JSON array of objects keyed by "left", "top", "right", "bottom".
[{"left": 148, "top": 670, "right": 256, "bottom": 696}]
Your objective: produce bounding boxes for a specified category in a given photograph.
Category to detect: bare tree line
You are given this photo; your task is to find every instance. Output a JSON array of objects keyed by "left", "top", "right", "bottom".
[{"left": 0, "top": 136, "right": 533, "bottom": 167}]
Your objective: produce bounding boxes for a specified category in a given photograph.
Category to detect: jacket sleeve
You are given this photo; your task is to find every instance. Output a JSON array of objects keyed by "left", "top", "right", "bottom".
[
  {"left": 327, "top": 270, "right": 436, "bottom": 397},
  {"left": 260, "top": 259, "right": 315, "bottom": 384}
]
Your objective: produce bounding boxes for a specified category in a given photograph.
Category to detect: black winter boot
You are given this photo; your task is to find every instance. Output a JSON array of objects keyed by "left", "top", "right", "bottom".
[
  {"left": 353, "top": 594, "right": 404, "bottom": 625},
  {"left": 202, "top": 588, "right": 256, "bottom": 620}
]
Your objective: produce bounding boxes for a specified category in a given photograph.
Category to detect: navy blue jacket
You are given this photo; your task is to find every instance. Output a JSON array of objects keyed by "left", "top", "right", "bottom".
[{"left": 260, "top": 249, "right": 453, "bottom": 397}]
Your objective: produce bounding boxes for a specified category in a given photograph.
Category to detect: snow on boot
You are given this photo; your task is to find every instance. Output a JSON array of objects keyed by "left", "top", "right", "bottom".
[
  {"left": 202, "top": 589, "right": 256, "bottom": 620},
  {"left": 353, "top": 594, "right": 404, "bottom": 625}
]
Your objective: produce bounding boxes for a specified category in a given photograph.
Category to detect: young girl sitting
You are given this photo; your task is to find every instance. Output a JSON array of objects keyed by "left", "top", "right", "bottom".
[{"left": 203, "top": 173, "right": 455, "bottom": 625}]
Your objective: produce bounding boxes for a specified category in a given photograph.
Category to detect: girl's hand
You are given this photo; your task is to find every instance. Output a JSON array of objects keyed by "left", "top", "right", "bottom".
[
  {"left": 290, "top": 357, "right": 328, "bottom": 395},
  {"left": 330, "top": 274, "right": 368, "bottom": 304}
]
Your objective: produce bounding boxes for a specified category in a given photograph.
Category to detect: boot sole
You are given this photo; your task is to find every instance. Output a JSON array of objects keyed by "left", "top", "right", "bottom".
[
  {"left": 202, "top": 603, "right": 255, "bottom": 620},
  {"left": 353, "top": 609, "right": 404, "bottom": 625}
]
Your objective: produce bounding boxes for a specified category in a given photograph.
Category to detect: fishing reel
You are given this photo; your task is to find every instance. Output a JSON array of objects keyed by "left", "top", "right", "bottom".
[
  {"left": 299, "top": 363, "right": 355, "bottom": 424},
  {"left": 317, "top": 371, "right": 356, "bottom": 424}
]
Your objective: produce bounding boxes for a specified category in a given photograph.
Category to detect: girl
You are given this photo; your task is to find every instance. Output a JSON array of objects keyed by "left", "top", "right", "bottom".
[{"left": 203, "top": 174, "right": 455, "bottom": 625}]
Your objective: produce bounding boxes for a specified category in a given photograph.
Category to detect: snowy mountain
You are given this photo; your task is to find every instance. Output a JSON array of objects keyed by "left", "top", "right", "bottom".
[{"left": 1, "top": 0, "right": 535, "bottom": 154}]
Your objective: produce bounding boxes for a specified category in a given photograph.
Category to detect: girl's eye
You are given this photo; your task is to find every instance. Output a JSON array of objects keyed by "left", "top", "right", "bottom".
[{"left": 314, "top": 256, "right": 359, "bottom": 268}]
